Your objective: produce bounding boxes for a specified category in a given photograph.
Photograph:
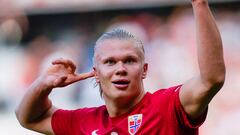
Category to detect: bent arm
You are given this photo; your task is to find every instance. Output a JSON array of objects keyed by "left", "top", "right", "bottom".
[
  {"left": 180, "top": 0, "right": 225, "bottom": 119},
  {"left": 15, "top": 77, "right": 57, "bottom": 135},
  {"left": 15, "top": 58, "right": 94, "bottom": 134}
]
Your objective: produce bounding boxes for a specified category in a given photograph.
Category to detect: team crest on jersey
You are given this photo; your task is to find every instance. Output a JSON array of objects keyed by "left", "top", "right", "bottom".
[{"left": 128, "top": 114, "right": 142, "bottom": 135}]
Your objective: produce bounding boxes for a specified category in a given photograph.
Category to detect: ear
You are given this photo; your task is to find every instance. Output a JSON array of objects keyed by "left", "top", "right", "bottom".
[
  {"left": 93, "top": 67, "right": 100, "bottom": 83},
  {"left": 142, "top": 63, "right": 148, "bottom": 79}
]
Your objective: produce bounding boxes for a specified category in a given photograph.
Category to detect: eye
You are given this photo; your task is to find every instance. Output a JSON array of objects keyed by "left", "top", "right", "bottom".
[
  {"left": 125, "top": 58, "right": 136, "bottom": 64},
  {"left": 104, "top": 59, "right": 115, "bottom": 65}
]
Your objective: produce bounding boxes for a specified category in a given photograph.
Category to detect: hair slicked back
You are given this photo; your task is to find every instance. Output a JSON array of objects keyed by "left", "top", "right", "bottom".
[{"left": 93, "top": 28, "right": 145, "bottom": 66}]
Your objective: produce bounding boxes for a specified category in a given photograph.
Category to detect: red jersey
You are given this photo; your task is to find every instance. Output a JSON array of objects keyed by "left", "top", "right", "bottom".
[{"left": 52, "top": 85, "right": 207, "bottom": 135}]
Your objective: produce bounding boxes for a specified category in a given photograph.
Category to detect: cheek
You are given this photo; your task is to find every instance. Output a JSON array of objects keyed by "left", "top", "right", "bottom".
[
  {"left": 130, "top": 67, "right": 144, "bottom": 78},
  {"left": 98, "top": 67, "right": 114, "bottom": 80}
]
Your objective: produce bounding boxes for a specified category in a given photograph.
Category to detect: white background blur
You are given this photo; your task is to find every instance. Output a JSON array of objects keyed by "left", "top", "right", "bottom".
[{"left": 0, "top": 0, "right": 240, "bottom": 134}]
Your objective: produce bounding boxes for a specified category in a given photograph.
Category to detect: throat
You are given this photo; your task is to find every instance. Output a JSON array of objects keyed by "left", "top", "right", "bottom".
[{"left": 104, "top": 91, "right": 145, "bottom": 117}]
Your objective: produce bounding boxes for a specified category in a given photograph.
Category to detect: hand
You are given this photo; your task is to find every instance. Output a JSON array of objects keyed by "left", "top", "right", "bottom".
[{"left": 41, "top": 58, "right": 94, "bottom": 89}]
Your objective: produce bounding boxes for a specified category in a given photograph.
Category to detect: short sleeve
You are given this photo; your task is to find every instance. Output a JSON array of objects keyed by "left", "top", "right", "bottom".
[
  {"left": 174, "top": 86, "right": 208, "bottom": 128},
  {"left": 51, "top": 109, "right": 74, "bottom": 135}
]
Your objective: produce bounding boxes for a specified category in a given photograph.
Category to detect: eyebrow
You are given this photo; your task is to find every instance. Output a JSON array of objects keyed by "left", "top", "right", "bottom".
[
  {"left": 124, "top": 55, "right": 138, "bottom": 60},
  {"left": 101, "top": 55, "right": 139, "bottom": 61}
]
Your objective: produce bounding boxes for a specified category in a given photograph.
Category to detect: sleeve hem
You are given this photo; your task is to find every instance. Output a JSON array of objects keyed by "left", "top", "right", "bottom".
[
  {"left": 51, "top": 109, "right": 63, "bottom": 135},
  {"left": 175, "top": 86, "right": 208, "bottom": 128}
]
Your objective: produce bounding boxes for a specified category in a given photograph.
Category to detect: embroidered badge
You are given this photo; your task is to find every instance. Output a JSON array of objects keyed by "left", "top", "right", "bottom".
[{"left": 128, "top": 114, "right": 142, "bottom": 135}]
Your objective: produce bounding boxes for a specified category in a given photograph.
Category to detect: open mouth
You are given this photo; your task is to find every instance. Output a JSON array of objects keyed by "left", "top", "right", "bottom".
[{"left": 112, "top": 79, "right": 130, "bottom": 89}]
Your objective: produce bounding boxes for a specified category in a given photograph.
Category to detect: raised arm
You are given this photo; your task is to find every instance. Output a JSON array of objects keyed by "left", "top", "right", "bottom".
[
  {"left": 180, "top": 0, "right": 225, "bottom": 119},
  {"left": 15, "top": 58, "right": 94, "bottom": 134}
]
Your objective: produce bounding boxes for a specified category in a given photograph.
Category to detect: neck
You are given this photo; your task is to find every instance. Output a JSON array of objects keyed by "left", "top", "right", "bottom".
[{"left": 104, "top": 90, "right": 145, "bottom": 117}]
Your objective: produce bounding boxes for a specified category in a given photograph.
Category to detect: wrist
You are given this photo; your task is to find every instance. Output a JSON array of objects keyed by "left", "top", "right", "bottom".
[{"left": 33, "top": 75, "right": 53, "bottom": 95}]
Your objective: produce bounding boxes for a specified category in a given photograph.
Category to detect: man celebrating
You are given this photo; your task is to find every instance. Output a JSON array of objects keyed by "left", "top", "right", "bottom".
[{"left": 16, "top": 0, "right": 225, "bottom": 134}]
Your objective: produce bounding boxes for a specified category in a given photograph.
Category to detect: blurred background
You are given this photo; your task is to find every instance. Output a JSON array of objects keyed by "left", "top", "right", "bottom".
[{"left": 0, "top": 0, "right": 240, "bottom": 134}]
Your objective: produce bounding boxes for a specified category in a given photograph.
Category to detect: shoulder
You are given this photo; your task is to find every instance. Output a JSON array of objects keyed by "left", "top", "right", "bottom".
[
  {"left": 152, "top": 85, "right": 182, "bottom": 98},
  {"left": 51, "top": 106, "right": 107, "bottom": 135},
  {"left": 53, "top": 105, "right": 107, "bottom": 118},
  {"left": 147, "top": 85, "right": 182, "bottom": 107}
]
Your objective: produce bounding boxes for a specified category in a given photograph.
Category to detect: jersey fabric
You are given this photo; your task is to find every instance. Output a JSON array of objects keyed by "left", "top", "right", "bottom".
[{"left": 51, "top": 85, "right": 207, "bottom": 135}]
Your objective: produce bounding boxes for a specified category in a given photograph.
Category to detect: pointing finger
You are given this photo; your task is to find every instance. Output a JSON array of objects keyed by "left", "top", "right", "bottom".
[{"left": 75, "top": 71, "right": 95, "bottom": 81}]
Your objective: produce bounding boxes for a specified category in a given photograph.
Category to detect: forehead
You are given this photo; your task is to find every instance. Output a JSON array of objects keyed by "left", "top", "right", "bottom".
[{"left": 95, "top": 39, "right": 140, "bottom": 60}]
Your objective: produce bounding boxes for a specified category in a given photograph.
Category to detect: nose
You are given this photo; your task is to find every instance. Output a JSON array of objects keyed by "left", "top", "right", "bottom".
[{"left": 115, "top": 62, "right": 127, "bottom": 76}]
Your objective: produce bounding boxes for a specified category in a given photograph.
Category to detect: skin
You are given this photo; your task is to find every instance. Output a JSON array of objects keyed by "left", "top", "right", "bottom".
[
  {"left": 15, "top": 59, "right": 94, "bottom": 134},
  {"left": 93, "top": 39, "right": 148, "bottom": 117},
  {"left": 15, "top": 0, "right": 225, "bottom": 134},
  {"left": 180, "top": 0, "right": 225, "bottom": 119}
]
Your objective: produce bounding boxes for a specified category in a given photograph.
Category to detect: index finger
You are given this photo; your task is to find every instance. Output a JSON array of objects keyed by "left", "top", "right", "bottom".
[{"left": 75, "top": 71, "right": 95, "bottom": 81}]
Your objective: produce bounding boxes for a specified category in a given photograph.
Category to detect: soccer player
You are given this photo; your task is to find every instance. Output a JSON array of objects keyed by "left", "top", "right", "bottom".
[{"left": 15, "top": 0, "right": 225, "bottom": 134}]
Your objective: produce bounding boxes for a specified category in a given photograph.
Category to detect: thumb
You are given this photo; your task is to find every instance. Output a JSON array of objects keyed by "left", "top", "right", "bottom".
[{"left": 53, "top": 76, "right": 67, "bottom": 87}]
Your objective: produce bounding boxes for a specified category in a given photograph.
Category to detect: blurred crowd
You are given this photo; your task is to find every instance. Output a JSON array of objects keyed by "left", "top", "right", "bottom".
[{"left": 0, "top": 2, "right": 240, "bottom": 135}]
